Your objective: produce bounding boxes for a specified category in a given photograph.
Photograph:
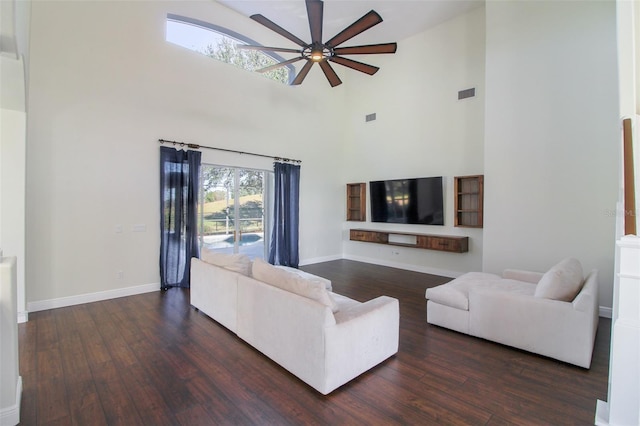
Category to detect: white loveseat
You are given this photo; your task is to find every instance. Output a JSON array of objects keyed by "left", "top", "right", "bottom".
[
  {"left": 191, "top": 252, "right": 400, "bottom": 395},
  {"left": 425, "top": 258, "right": 599, "bottom": 368}
]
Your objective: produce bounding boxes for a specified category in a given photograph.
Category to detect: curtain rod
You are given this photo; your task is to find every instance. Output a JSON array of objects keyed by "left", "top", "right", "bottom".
[{"left": 158, "top": 139, "right": 301, "bottom": 164}]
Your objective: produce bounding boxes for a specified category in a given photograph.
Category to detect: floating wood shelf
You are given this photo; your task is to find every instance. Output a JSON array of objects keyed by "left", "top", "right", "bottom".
[{"left": 349, "top": 229, "right": 469, "bottom": 253}]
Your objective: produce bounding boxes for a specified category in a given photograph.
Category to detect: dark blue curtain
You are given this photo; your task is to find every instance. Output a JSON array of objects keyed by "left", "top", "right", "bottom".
[
  {"left": 269, "top": 162, "right": 300, "bottom": 267},
  {"left": 159, "top": 146, "right": 201, "bottom": 289}
]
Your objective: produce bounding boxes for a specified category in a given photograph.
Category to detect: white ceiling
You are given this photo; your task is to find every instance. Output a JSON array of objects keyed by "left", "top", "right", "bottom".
[{"left": 216, "top": 0, "right": 484, "bottom": 47}]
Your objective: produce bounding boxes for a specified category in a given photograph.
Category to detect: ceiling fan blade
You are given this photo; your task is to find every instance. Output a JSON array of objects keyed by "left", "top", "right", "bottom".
[
  {"left": 306, "top": 0, "right": 323, "bottom": 44},
  {"left": 333, "top": 43, "right": 397, "bottom": 56},
  {"left": 325, "top": 10, "right": 383, "bottom": 48},
  {"left": 319, "top": 61, "right": 342, "bottom": 87},
  {"left": 256, "top": 57, "right": 305, "bottom": 73},
  {"left": 250, "top": 14, "right": 308, "bottom": 47},
  {"left": 329, "top": 56, "right": 379, "bottom": 75},
  {"left": 292, "top": 60, "right": 314, "bottom": 85},
  {"left": 237, "top": 45, "right": 303, "bottom": 54}
]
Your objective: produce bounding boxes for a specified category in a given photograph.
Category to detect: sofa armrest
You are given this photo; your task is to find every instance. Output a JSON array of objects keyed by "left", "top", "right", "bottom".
[
  {"left": 324, "top": 296, "right": 399, "bottom": 394},
  {"left": 502, "top": 269, "right": 544, "bottom": 284},
  {"left": 573, "top": 270, "right": 599, "bottom": 312},
  {"left": 190, "top": 258, "right": 239, "bottom": 333},
  {"left": 333, "top": 296, "right": 397, "bottom": 324},
  {"left": 468, "top": 289, "right": 597, "bottom": 368},
  {"left": 236, "top": 275, "right": 337, "bottom": 392}
]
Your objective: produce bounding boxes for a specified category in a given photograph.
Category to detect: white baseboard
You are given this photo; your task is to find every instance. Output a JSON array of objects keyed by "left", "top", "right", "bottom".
[
  {"left": 599, "top": 306, "right": 612, "bottom": 319},
  {"left": 27, "top": 283, "right": 159, "bottom": 313},
  {"left": 0, "top": 376, "right": 22, "bottom": 426},
  {"left": 595, "top": 399, "right": 610, "bottom": 425},
  {"left": 300, "top": 254, "right": 343, "bottom": 266},
  {"left": 342, "top": 254, "right": 463, "bottom": 279}
]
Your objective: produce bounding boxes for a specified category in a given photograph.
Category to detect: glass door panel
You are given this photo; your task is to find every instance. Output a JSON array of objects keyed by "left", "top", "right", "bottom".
[
  {"left": 198, "top": 165, "right": 266, "bottom": 260},
  {"left": 237, "top": 169, "right": 265, "bottom": 259}
]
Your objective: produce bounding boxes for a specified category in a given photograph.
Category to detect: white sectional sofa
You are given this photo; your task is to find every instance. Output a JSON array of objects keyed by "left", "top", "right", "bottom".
[
  {"left": 425, "top": 258, "right": 599, "bottom": 368},
  {"left": 190, "top": 251, "right": 400, "bottom": 395}
]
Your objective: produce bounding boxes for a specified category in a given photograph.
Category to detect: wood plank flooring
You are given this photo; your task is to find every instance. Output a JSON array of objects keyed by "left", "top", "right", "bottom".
[{"left": 19, "top": 260, "right": 610, "bottom": 425}]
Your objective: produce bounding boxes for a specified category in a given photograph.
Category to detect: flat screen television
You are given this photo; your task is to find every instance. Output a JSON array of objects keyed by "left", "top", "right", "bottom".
[{"left": 369, "top": 176, "right": 444, "bottom": 225}]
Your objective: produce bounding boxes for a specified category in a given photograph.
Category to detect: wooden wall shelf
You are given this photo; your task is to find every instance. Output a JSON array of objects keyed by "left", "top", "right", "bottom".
[
  {"left": 346, "top": 183, "right": 366, "bottom": 222},
  {"left": 349, "top": 229, "right": 469, "bottom": 253},
  {"left": 454, "top": 175, "right": 484, "bottom": 228}
]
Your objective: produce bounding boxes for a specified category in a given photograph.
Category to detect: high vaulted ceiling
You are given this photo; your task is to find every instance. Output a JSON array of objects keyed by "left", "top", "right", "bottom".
[{"left": 216, "top": 0, "right": 484, "bottom": 47}]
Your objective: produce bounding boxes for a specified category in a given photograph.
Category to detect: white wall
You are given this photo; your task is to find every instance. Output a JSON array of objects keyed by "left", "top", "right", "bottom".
[
  {"left": 1, "top": 1, "right": 28, "bottom": 421},
  {"left": 483, "top": 1, "right": 620, "bottom": 309},
  {"left": 1, "top": 53, "right": 27, "bottom": 322},
  {"left": 26, "top": 1, "right": 346, "bottom": 306},
  {"left": 24, "top": 0, "right": 622, "bottom": 310},
  {"left": 341, "top": 6, "right": 486, "bottom": 277},
  {"left": 0, "top": 256, "right": 21, "bottom": 425},
  {"left": 618, "top": 0, "right": 640, "bottom": 231},
  {"left": 636, "top": 0, "right": 640, "bottom": 117}
]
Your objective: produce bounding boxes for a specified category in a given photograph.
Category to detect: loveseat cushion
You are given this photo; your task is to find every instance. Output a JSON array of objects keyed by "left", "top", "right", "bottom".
[
  {"left": 200, "top": 249, "right": 252, "bottom": 276},
  {"left": 426, "top": 273, "right": 501, "bottom": 310},
  {"left": 425, "top": 272, "right": 538, "bottom": 310},
  {"left": 252, "top": 259, "right": 339, "bottom": 312},
  {"left": 534, "top": 257, "right": 584, "bottom": 302},
  {"left": 331, "top": 293, "right": 361, "bottom": 322}
]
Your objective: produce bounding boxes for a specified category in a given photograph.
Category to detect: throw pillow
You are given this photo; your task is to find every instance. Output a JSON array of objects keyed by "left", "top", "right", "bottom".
[
  {"left": 200, "top": 249, "right": 251, "bottom": 276},
  {"left": 252, "top": 259, "right": 339, "bottom": 312},
  {"left": 534, "top": 257, "right": 584, "bottom": 302}
]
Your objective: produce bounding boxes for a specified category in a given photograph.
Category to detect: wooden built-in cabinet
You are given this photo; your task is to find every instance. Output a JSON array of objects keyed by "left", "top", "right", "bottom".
[
  {"left": 349, "top": 229, "right": 388, "bottom": 244},
  {"left": 349, "top": 229, "right": 469, "bottom": 253},
  {"left": 346, "top": 183, "right": 366, "bottom": 221},
  {"left": 454, "top": 175, "right": 484, "bottom": 228}
]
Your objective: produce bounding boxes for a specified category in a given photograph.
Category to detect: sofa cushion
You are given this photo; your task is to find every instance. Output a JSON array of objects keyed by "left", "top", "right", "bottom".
[
  {"left": 426, "top": 272, "right": 501, "bottom": 310},
  {"left": 252, "top": 259, "right": 338, "bottom": 312},
  {"left": 200, "top": 249, "right": 252, "bottom": 276},
  {"left": 534, "top": 257, "right": 584, "bottom": 302},
  {"left": 275, "top": 265, "right": 332, "bottom": 291}
]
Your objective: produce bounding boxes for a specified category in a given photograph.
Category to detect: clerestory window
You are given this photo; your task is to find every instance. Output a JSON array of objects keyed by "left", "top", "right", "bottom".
[{"left": 166, "top": 14, "right": 293, "bottom": 85}]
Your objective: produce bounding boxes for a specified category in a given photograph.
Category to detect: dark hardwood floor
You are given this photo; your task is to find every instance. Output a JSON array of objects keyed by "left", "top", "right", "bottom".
[{"left": 19, "top": 260, "right": 610, "bottom": 425}]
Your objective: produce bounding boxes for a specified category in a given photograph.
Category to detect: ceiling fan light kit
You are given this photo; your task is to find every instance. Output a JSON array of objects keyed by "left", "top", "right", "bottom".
[{"left": 239, "top": 0, "right": 397, "bottom": 87}]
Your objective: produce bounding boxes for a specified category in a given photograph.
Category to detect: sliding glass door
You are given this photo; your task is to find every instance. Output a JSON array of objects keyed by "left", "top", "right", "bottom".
[{"left": 198, "top": 165, "right": 270, "bottom": 260}]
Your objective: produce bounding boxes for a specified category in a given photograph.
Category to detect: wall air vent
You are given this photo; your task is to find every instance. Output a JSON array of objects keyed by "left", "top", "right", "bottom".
[
  {"left": 365, "top": 113, "right": 377, "bottom": 122},
  {"left": 458, "top": 88, "right": 476, "bottom": 100}
]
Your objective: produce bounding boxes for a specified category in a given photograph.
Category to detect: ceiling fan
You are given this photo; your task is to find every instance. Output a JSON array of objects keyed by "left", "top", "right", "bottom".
[{"left": 239, "top": 0, "right": 397, "bottom": 87}]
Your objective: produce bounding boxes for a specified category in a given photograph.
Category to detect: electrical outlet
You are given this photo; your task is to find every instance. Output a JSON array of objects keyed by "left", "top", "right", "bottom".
[{"left": 117, "top": 271, "right": 124, "bottom": 280}]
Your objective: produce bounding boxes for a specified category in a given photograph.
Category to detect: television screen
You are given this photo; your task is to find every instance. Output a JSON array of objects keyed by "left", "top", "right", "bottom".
[{"left": 370, "top": 177, "right": 444, "bottom": 225}]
